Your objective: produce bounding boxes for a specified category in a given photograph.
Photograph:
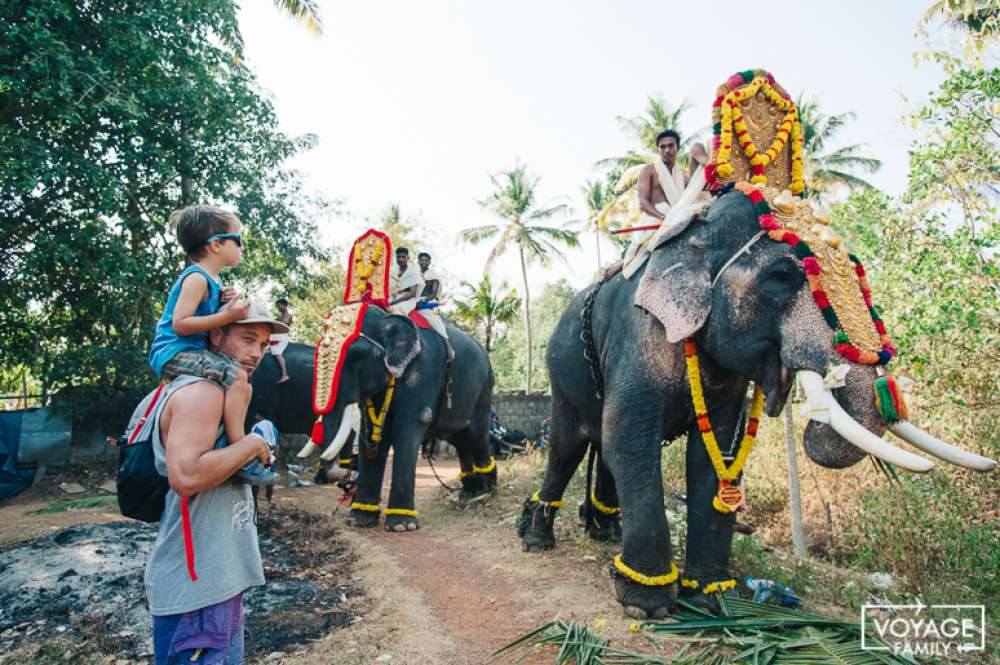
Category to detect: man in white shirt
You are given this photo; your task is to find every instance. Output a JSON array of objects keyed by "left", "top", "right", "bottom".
[
  {"left": 416, "top": 252, "right": 453, "bottom": 361},
  {"left": 389, "top": 247, "right": 424, "bottom": 315}
]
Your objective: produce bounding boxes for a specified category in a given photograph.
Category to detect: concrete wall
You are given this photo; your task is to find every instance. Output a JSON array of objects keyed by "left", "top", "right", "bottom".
[{"left": 492, "top": 393, "right": 551, "bottom": 437}]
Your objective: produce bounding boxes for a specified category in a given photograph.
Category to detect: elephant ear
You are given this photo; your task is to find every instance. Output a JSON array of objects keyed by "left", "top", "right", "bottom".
[
  {"left": 379, "top": 314, "right": 422, "bottom": 378},
  {"left": 634, "top": 235, "right": 712, "bottom": 343}
]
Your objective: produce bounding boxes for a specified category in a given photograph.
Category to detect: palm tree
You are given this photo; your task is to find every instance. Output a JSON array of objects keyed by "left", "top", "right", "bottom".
[
  {"left": 273, "top": 0, "right": 323, "bottom": 34},
  {"left": 461, "top": 164, "right": 578, "bottom": 393},
  {"left": 921, "top": 0, "right": 999, "bottom": 38},
  {"left": 797, "top": 95, "right": 882, "bottom": 201},
  {"left": 452, "top": 275, "right": 522, "bottom": 353},
  {"left": 574, "top": 173, "right": 631, "bottom": 272},
  {"left": 598, "top": 96, "right": 704, "bottom": 188}
]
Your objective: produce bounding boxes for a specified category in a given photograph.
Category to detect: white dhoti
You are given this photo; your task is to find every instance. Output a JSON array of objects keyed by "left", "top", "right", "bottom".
[
  {"left": 418, "top": 309, "right": 449, "bottom": 339},
  {"left": 389, "top": 299, "right": 418, "bottom": 316},
  {"left": 623, "top": 165, "right": 712, "bottom": 279},
  {"left": 269, "top": 333, "right": 290, "bottom": 355}
]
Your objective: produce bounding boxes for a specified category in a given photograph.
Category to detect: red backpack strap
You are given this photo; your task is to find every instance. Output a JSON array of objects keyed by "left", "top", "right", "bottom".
[
  {"left": 127, "top": 382, "right": 199, "bottom": 582},
  {"left": 126, "top": 383, "right": 168, "bottom": 446},
  {"left": 181, "top": 496, "right": 198, "bottom": 581}
]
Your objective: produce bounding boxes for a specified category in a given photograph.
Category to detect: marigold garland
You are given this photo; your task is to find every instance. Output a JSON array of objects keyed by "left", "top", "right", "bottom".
[
  {"left": 530, "top": 491, "right": 564, "bottom": 509},
  {"left": 590, "top": 492, "right": 620, "bottom": 516},
  {"left": 685, "top": 339, "right": 764, "bottom": 513},
  {"left": 351, "top": 502, "right": 380, "bottom": 512},
  {"left": 473, "top": 457, "right": 496, "bottom": 474},
  {"left": 613, "top": 556, "right": 679, "bottom": 587},
  {"left": 706, "top": 69, "right": 805, "bottom": 194},
  {"left": 681, "top": 578, "right": 700, "bottom": 590},
  {"left": 365, "top": 377, "right": 397, "bottom": 443},
  {"left": 732, "top": 182, "right": 895, "bottom": 366},
  {"left": 384, "top": 508, "right": 418, "bottom": 517},
  {"left": 702, "top": 579, "right": 737, "bottom": 595}
]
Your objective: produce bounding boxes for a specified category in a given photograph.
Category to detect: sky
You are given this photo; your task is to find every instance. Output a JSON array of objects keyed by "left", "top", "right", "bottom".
[{"left": 237, "top": 0, "right": 942, "bottom": 295}]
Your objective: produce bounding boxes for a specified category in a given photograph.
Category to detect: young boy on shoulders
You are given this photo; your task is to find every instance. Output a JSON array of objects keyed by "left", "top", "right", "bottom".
[{"left": 148, "top": 205, "right": 254, "bottom": 447}]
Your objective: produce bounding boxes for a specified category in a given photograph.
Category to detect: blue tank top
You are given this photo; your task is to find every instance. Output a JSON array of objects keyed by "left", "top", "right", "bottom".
[{"left": 148, "top": 265, "right": 222, "bottom": 375}]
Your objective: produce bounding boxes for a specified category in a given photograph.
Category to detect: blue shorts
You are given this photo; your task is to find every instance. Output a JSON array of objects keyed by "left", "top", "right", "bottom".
[{"left": 152, "top": 592, "right": 244, "bottom": 665}]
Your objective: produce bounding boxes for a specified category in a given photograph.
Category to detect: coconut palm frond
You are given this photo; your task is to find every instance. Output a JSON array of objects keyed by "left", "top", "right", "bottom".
[
  {"left": 500, "top": 599, "right": 919, "bottom": 665},
  {"left": 460, "top": 224, "right": 501, "bottom": 245},
  {"left": 272, "top": 0, "right": 323, "bottom": 34}
]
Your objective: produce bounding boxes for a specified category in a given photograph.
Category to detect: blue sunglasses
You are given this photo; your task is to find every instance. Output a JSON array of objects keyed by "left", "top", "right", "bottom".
[{"left": 204, "top": 233, "right": 242, "bottom": 247}]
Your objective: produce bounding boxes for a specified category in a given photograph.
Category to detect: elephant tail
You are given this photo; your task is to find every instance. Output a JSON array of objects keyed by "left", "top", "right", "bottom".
[{"left": 579, "top": 440, "right": 597, "bottom": 528}]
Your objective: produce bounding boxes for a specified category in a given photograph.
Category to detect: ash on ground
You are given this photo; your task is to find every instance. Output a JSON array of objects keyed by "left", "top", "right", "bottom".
[{"left": 0, "top": 503, "right": 358, "bottom": 662}]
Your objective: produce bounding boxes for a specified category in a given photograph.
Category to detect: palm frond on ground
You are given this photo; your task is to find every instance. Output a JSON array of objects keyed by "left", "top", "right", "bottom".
[{"left": 497, "top": 597, "right": 918, "bottom": 664}]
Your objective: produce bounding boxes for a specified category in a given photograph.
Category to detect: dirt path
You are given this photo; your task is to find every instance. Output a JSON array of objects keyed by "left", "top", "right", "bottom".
[
  {"left": 0, "top": 454, "right": 679, "bottom": 664},
  {"left": 277, "top": 454, "right": 674, "bottom": 665}
]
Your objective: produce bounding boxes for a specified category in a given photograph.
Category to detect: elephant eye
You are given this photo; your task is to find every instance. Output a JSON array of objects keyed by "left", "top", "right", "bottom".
[{"left": 760, "top": 259, "right": 804, "bottom": 296}]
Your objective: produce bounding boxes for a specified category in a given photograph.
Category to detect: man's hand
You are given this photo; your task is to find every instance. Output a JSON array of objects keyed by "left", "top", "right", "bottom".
[{"left": 220, "top": 286, "right": 237, "bottom": 303}]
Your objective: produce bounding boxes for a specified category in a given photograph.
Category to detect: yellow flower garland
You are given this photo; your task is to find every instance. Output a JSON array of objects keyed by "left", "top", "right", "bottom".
[
  {"left": 384, "top": 508, "right": 418, "bottom": 517},
  {"left": 702, "top": 579, "right": 737, "bottom": 595},
  {"left": 680, "top": 578, "right": 699, "bottom": 590},
  {"left": 590, "top": 492, "right": 620, "bottom": 515},
  {"left": 613, "top": 555, "right": 679, "bottom": 587},
  {"left": 365, "top": 377, "right": 397, "bottom": 443},
  {"left": 351, "top": 502, "right": 380, "bottom": 512},
  {"left": 472, "top": 457, "right": 496, "bottom": 474},
  {"left": 530, "top": 491, "right": 564, "bottom": 508},
  {"left": 685, "top": 339, "right": 765, "bottom": 513},
  {"left": 713, "top": 75, "right": 805, "bottom": 194}
]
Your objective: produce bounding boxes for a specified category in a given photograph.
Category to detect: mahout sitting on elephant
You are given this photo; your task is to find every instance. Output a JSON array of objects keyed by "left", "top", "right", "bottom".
[{"left": 518, "top": 70, "right": 996, "bottom": 620}]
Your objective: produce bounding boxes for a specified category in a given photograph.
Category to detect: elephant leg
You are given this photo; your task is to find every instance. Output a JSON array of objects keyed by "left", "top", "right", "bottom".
[
  {"left": 681, "top": 425, "right": 738, "bottom": 615},
  {"left": 454, "top": 383, "right": 496, "bottom": 499},
  {"left": 384, "top": 424, "right": 426, "bottom": 533},
  {"left": 518, "top": 387, "right": 588, "bottom": 553},
  {"left": 605, "top": 399, "right": 676, "bottom": 620},
  {"left": 584, "top": 451, "right": 621, "bottom": 543},
  {"left": 348, "top": 437, "right": 390, "bottom": 528}
]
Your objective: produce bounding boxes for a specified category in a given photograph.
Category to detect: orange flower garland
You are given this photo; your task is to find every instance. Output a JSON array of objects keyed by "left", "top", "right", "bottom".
[{"left": 706, "top": 69, "right": 805, "bottom": 195}]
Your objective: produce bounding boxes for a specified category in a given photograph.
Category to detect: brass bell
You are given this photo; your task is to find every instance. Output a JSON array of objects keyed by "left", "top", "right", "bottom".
[
  {"left": 772, "top": 189, "right": 797, "bottom": 213},
  {"left": 809, "top": 200, "right": 831, "bottom": 224},
  {"left": 819, "top": 227, "right": 841, "bottom": 248}
]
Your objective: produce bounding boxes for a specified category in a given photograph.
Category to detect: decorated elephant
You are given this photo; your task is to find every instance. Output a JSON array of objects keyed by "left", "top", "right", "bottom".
[
  {"left": 293, "top": 302, "right": 497, "bottom": 531},
  {"left": 517, "top": 70, "right": 996, "bottom": 621}
]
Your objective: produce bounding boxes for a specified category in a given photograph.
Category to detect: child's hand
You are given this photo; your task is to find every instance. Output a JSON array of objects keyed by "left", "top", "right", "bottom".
[
  {"left": 227, "top": 298, "right": 252, "bottom": 322},
  {"left": 220, "top": 286, "right": 237, "bottom": 303}
]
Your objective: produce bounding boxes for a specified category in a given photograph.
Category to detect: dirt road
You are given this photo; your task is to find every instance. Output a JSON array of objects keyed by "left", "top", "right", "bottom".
[{"left": 277, "top": 454, "right": 663, "bottom": 664}]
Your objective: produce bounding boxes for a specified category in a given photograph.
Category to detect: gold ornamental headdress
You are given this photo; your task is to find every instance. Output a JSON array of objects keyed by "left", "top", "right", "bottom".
[
  {"left": 704, "top": 69, "right": 896, "bottom": 373},
  {"left": 310, "top": 301, "right": 367, "bottom": 444},
  {"left": 343, "top": 229, "right": 391, "bottom": 308}
]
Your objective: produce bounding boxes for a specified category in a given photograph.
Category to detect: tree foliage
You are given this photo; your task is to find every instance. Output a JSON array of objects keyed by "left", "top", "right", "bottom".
[
  {"left": 796, "top": 95, "right": 882, "bottom": 201},
  {"left": 462, "top": 163, "right": 577, "bottom": 393},
  {"left": 0, "top": 0, "right": 329, "bottom": 401},
  {"left": 450, "top": 274, "right": 521, "bottom": 354}
]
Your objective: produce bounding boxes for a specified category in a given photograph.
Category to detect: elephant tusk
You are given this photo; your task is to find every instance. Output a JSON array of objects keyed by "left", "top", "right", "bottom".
[
  {"left": 797, "top": 371, "right": 934, "bottom": 473},
  {"left": 889, "top": 421, "right": 997, "bottom": 472},
  {"left": 297, "top": 441, "right": 319, "bottom": 458},
  {"left": 321, "top": 403, "right": 361, "bottom": 461}
]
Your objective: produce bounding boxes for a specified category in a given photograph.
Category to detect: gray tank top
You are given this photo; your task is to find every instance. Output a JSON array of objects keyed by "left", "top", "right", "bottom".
[{"left": 139, "top": 375, "right": 265, "bottom": 616}]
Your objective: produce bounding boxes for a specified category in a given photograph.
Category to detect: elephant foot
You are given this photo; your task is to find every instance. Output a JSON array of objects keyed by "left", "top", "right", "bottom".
[
  {"left": 347, "top": 509, "right": 380, "bottom": 528},
  {"left": 384, "top": 513, "right": 420, "bottom": 532},
  {"left": 459, "top": 472, "right": 497, "bottom": 500},
  {"left": 612, "top": 576, "right": 676, "bottom": 620},
  {"left": 517, "top": 498, "right": 557, "bottom": 552},
  {"left": 678, "top": 588, "right": 723, "bottom": 615},
  {"left": 587, "top": 513, "right": 622, "bottom": 543},
  {"left": 578, "top": 501, "right": 622, "bottom": 542}
]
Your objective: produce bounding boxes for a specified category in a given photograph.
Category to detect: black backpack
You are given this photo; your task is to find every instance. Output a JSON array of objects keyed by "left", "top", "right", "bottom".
[{"left": 117, "top": 383, "right": 170, "bottom": 523}]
